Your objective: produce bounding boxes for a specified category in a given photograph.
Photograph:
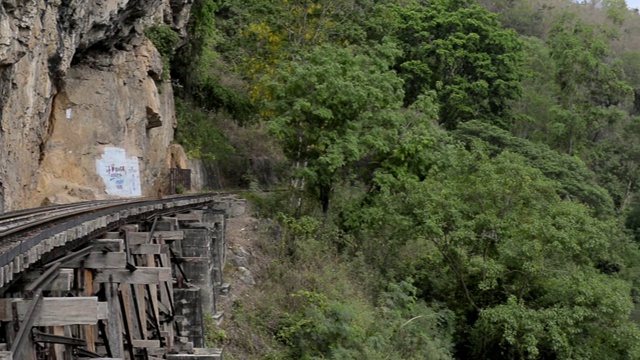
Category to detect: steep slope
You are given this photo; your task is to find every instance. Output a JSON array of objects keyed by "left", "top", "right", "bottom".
[{"left": 0, "top": 0, "right": 191, "bottom": 211}]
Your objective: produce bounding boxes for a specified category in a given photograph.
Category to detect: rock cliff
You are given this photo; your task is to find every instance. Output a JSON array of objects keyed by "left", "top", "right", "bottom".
[{"left": 0, "top": 0, "right": 192, "bottom": 211}]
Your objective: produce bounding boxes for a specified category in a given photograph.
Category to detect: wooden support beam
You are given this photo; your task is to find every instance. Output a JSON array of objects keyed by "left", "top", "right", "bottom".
[
  {"left": 0, "top": 298, "right": 107, "bottom": 325},
  {"left": 129, "top": 284, "right": 147, "bottom": 340},
  {"left": 24, "top": 269, "right": 74, "bottom": 291},
  {"left": 102, "top": 231, "right": 123, "bottom": 239},
  {"left": 49, "top": 269, "right": 73, "bottom": 291},
  {"left": 132, "top": 284, "right": 147, "bottom": 340},
  {"left": 63, "top": 252, "right": 126, "bottom": 269},
  {"left": 106, "top": 281, "right": 123, "bottom": 358},
  {"left": 118, "top": 286, "right": 136, "bottom": 359},
  {"left": 154, "top": 231, "right": 185, "bottom": 240},
  {"left": 128, "top": 231, "right": 184, "bottom": 245},
  {"left": 173, "top": 213, "right": 202, "bottom": 222},
  {"left": 119, "top": 285, "right": 137, "bottom": 342},
  {"left": 51, "top": 326, "right": 65, "bottom": 360},
  {"left": 121, "top": 224, "right": 139, "bottom": 233},
  {"left": 147, "top": 256, "right": 161, "bottom": 334},
  {"left": 95, "top": 267, "right": 172, "bottom": 284},
  {"left": 131, "top": 244, "right": 163, "bottom": 255},
  {"left": 94, "top": 239, "right": 124, "bottom": 252},
  {"left": 131, "top": 340, "right": 160, "bottom": 348},
  {"left": 98, "top": 302, "right": 108, "bottom": 319},
  {"left": 84, "top": 269, "right": 97, "bottom": 352},
  {"left": 127, "top": 232, "right": 149, "bottom": 245}
]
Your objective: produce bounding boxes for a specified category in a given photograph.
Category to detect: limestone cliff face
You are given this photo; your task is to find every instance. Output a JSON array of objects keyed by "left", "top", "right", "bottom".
[{"left": 0, "top": 0, "right": 192, "bottom": 211}]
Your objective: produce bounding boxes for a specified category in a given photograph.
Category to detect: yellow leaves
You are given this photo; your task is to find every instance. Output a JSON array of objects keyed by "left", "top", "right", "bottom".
[
  {"left": 239, "top": 1, "right": 346, "bottom": 109},
  {"left": 246, "top": 22, "right": 284, "bottom": 49},
  {"left": 307, "top": 3, "right": 322, "bottom": 14}
]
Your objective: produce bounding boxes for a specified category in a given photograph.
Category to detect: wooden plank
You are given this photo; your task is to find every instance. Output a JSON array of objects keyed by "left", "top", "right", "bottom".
[
  {"left": 0, "top": 352, "right": 11, "bottom": 360},
  {"left": 131, "top": 244, "right": 162, "bottom": 255},
  {"left": 134, "top": 284, "right": 147, "bottom": 339},
  {"left": 127, "top": 232, "right": 149, "bottom": 245},
  {"left": 156, "top": 231, "right": 185, "bottom": 240},
  {"left": 174, "top": 213, "right": 202, "bottom": 222},
  {"left": 95, "top": 268, "right": 172, "bottom": 284},
  {"left": 63, "top": 252, "right": 126, "bottom": 269},
  {"left": 131, "top": 339, "right": 160, "bottom": 348},
  {"left": 94, "top": 239, "right": 124, "bottom": 252},
  {"left": 106, "top": 281, "right": 123, "bottom": 358},
  {"left": 84, "top": 269, "right": 97, "bottom": 352},
  {"left": 49, "top": 269, "right": 73, "bottom": 291},
  {"left": 22, "top": 269, "right": 74, "bottom": 292},
  {"left": 147, "top": 255, "right": 160, "bottom": 329},
  {"left": 128, "top": 232, "right": 185, "bottom": 246},
  {"left": 119, "top": 285, "right": 137, "bottom": 342},
  {"left": 36, "top": 297, "right": 99, "bottom": 326},
  {"left": 97, "top": 302, "right": 108, "bottom": 320},
  {"left": 0, "top": 297, "right": 103, "bottom": 325},
  {"left": 51, "top": 326, "right": 65, "bottom": 360}
]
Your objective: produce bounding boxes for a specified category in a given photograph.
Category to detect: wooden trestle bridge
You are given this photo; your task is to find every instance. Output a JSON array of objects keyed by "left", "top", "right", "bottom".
[{"left": 0, "top": 193, "right": 243, "bottom": 359}]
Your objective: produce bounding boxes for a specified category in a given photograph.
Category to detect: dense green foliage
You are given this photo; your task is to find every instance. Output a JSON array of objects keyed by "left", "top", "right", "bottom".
[
  {"left": 388, "top": 0, "right": 525, "bottom": 128},
  {"left": 168, "top": 0, "right": 640, "bottom": 358},
  {"left": 145, "top": 24, "right": 180, "bottom": 79}
]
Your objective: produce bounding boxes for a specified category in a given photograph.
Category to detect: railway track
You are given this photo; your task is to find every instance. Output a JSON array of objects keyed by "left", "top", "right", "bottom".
[
  {"left": 0, "top": 192, "right": 245, "bottom": 240},
  {"left": 0, "top": 199, "right": 136, "bottom": 238},
  {"left": 0, "top": 192, "right": 243, "bottom": 359},
  {"left": 0, "top": 193, "right": 224, "bottom": 279}
]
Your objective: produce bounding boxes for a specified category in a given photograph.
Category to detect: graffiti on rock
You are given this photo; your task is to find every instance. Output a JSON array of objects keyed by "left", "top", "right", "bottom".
[{"left": 96, "top": 147, "right": 142, "bottom": 197}]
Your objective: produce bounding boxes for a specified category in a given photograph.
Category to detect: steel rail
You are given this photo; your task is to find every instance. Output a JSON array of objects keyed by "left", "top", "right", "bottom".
[
  {"left": 0, "top": 198, "right": 142, "bottom": 221},
  {"left": 0, "top": 193, "right": 219, "bottom": 269},
  {"left": 0, "top": 199, "right": 153, "bottom": 239}
]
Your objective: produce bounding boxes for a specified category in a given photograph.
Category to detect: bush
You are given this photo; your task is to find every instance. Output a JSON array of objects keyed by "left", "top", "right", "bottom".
[{"left": 145, "top": 24, "right": 180, "bottom": 80}]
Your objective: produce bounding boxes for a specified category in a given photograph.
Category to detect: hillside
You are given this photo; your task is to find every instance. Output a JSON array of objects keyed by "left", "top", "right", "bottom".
[
  {"left": 170, "top": 0, "right": 640, "bottom": 359},
  {"left": 3, "top": 0, "right": 640, "bottom": 358}
]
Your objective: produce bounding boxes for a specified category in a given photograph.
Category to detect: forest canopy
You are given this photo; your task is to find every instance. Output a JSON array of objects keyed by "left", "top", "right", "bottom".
[{"left": 165, "top": 0, "right": 640, "bottom": 358}]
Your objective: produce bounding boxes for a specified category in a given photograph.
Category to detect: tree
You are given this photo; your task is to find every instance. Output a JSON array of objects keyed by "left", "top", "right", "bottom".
[
  {"left": 454, "top": 120, "right": 615, "bottom": 217},
  {"left": 388, "top": 0, "right": 525, "bottom": 129},
  {"left": 546, "top": 12, "right": 633, "bottom": 154},
  {"left": 342, "top": 147, "right": 640, "bottom": 358},
  {"left": 217, "top": 0, "right": 373, "bottom": 102},
  {"left": 261, "top": 44, "right": 405, "bottom": 212}
]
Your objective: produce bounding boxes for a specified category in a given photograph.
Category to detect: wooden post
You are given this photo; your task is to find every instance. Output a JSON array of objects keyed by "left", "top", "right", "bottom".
[
  {"left": 132, "top": 284, "right": 147, "bottom": 340},
  {"left": 84, "top": 269, "right": 96, "bottom": 352},
  {"left": 52, "top": 326, "right": 66, "bottom": 360},
  {"left": 106, "top": 280, "right": 123, "bottom": 358}
]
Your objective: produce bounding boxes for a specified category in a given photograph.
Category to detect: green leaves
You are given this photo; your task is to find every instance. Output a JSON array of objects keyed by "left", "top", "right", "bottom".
[
  {"left": 477, "top": 273, "right": 640, "bottom": 360},
  {"left": 145, "top": 24, "right": 180, "bottom": 79},
  {"left": 339, "top": 138, "right": 640, "bottom": 358},
  {"left": 261, "top": 43, "right": 407, "bottom": 211},
  {"left": 389, "top": 0, "right": 525, "bottom": 129}
]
